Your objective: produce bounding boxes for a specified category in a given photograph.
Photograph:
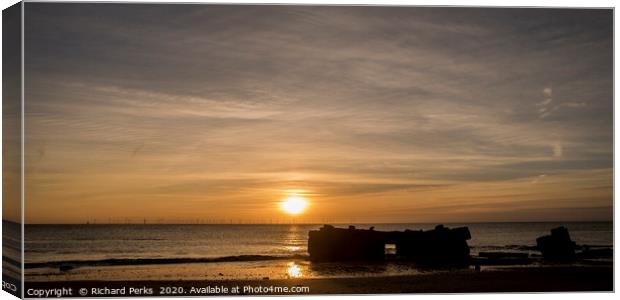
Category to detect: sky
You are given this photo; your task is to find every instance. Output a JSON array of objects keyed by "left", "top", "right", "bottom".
[
  {"left": 21, "top": 4, "right": 612, "bottom": 224},
  {"left": 2, "top": 2, "right": 22, "bottom": 224}
]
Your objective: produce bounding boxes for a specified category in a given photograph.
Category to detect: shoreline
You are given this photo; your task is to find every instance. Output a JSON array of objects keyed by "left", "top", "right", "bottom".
[{"left": 24, "top": 265, "right": 613, "bottom": 296}]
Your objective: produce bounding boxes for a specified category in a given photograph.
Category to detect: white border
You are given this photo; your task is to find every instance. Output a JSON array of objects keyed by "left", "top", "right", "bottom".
[{"left": 20, "top": 0, "right": 24, "bottom": 298}]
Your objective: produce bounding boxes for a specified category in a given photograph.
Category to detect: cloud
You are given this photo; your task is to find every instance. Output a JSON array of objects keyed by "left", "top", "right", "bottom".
[
  {"left": 22, "top": 4, "right": 613, "bottom": 223},
  {"left": 536, "top": 86, "right": 588, "bottom": 119},
  {"left": 561, "top": 102, "right": 587, "bottom": 108},
  {"left": 552, "top": 143, "right": 563, "bottom": 158},
  {"left": 532, "top": 174, "right": 547, "bottom": 184}
]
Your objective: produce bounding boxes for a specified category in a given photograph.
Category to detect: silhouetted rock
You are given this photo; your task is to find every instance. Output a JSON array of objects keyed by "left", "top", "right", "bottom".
[
  {"left": 308, "top": 224, "right": 471, "bottom": 265},
  {"left": 536, "top": 226, "right": 576, "bottom": 261},
  {"left": 308, "top": 225, "right": 386, "bottom": 262},
  {"left": 394, "top": 225, "right": 471, "bottom": 265}
]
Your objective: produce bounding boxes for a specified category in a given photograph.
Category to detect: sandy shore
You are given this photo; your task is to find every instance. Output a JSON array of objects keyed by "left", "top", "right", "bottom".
[{"left": 24, "top": 265, "right": 612, "bottom": 296}]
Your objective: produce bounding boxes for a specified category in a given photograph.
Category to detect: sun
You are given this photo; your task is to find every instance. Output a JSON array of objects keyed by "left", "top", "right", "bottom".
[{"left": 280, "top": 196, "right": 308, "bottom": 215}]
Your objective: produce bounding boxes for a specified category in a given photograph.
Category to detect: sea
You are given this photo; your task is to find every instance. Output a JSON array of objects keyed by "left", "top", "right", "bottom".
[{"left": 19, "top": 222, "right": 613, "bottom": 282}]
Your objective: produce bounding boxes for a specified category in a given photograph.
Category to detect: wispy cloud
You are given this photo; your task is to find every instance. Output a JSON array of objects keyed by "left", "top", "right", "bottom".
[
  {"left": 537, "top": 86, "right": 590, "bottom": 119},
  {"left": 23, "top": 4, "right": 613, "bottom": 223}
]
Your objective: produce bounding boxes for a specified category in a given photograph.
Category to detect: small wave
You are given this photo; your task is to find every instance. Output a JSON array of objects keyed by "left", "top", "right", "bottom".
[
  {"left": 3, "top": 256, "right": 21, "bottom": 268},
  {"left": 25, "top": 254, "right": 308, "bottom": 269},
  {"left": 68, "top": 238, "right": 168, "bottom": 241},
  {"left": 472, "top": 245, "right": 538, "bottom": 251}
]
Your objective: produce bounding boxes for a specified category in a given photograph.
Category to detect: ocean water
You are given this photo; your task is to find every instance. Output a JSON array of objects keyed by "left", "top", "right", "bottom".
[
  {"left": 2, "top": 221, "right": 22, "bottom": 280},
  {"left": 23, "top": 222, "right": 613, "bottom": 281}
]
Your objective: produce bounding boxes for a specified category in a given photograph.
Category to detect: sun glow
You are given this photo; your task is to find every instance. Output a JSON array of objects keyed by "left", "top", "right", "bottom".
[{"left": 280, "top": 196, "right": 308, "bottom": 215}]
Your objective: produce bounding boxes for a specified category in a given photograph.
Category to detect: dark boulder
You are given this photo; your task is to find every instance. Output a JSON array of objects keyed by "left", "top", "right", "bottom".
[
  {"left": 395, "top": 225, "right": 471, "bottom": 265},
  {"left": 308, "top": 224, "right": 471, "bottom": 265},
  {"left": 536, "top": 226, "right": 576, "bottom": 261},
  {"left": 308, "top": 225, "right": 385, "bottom": 262}
]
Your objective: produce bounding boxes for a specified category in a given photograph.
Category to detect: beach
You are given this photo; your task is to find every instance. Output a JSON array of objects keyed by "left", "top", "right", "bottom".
[
  {"left": 19, "top": 222, "right": 613, "bottom": 295},
  {"left": 24, "top": 265, "right": 613, "bottom": 296}
]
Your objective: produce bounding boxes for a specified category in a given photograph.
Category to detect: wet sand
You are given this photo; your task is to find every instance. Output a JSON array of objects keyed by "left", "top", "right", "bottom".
[{"left": 24, "top": 265, "right": 612, "bottom": 296}]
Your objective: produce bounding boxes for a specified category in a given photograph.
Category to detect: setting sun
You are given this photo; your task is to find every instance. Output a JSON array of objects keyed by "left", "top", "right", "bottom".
[{"left": 280, "top": 197, "right": 308, "bottom": 215}]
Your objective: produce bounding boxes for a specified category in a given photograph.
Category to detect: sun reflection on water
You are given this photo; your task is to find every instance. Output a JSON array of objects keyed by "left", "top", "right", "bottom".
[
  {"left": 286, "top": 246, "right": 301, "bottom": 252},
  {"left": 287, "top": 262, "right": 302, "bottom": 278}
]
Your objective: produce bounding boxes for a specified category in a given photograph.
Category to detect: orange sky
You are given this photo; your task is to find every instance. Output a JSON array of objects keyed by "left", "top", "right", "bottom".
[{"left": 14, "top": 5, "right": 613, "bottom": 224}]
